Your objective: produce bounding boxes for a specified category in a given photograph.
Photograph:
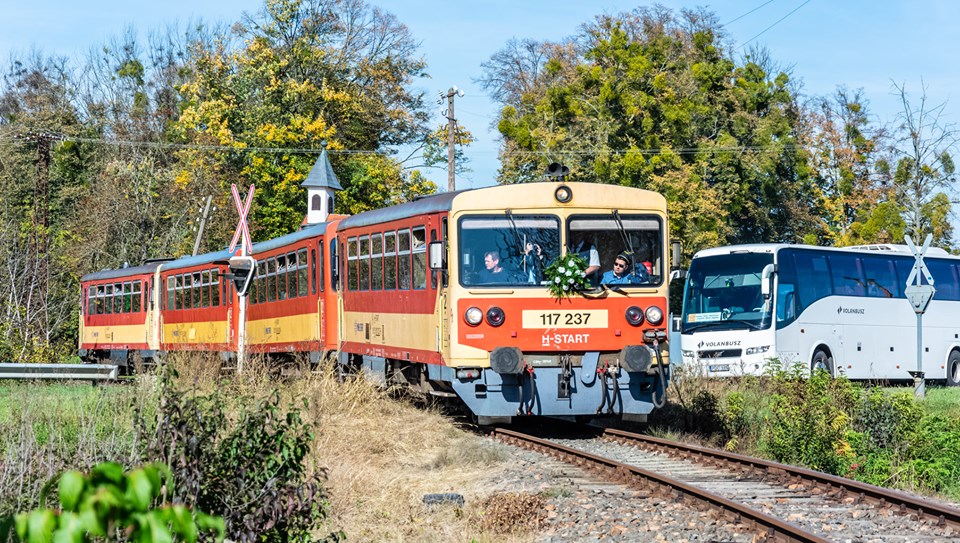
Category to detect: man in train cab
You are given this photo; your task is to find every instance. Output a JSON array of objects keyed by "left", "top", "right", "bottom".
[
  {"left": 479, "top": 251, "right": 510, "bottom": 283},
  {"left": 569, "top": 234, "right": 601, "bottom": 286},
  {"left": 601, "top": 252, "right": 648, "bottom": 285}
]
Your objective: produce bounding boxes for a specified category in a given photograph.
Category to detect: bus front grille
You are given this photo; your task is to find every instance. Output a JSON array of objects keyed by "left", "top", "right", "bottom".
[{"left": 697, "top": 349, "right": 742, "bottom": 358}]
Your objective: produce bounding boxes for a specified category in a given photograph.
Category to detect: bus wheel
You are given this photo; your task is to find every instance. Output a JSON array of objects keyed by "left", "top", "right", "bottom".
[
  {"left": 811, "top": 348, "right": 833, "bottom": 376},
  {"left": 947, "top": 350, "right": 960, "bottom": 387}
]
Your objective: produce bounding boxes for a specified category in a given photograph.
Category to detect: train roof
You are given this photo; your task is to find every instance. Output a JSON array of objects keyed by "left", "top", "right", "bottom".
[
  {"left": 81, "top": 262, "right": 164, "bottom": 282},
  {"left": 82, "top": 221, "right": 333, "bottom": 279},
  {"left": 336, "top": 182, "right": 667, "bottom": 231},
  {"left": 336, "top": 190, "right": 463, "bottom": 230},
  {"left": 693, "top": 243, "right": 955, "bottom": 259}
]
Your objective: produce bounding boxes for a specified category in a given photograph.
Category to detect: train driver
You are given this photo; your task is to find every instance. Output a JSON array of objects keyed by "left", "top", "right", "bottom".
[
  {"left": 601, "top": 252, "right": 648, "bottom": 285},
  {"left": 479, "top": 251, "right": 511, "bottom": 284}
]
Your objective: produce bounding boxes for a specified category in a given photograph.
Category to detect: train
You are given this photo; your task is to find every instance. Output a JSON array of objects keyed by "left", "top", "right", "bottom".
[{"left": 80, "top": 181, "right": 673, "bottom": 424}]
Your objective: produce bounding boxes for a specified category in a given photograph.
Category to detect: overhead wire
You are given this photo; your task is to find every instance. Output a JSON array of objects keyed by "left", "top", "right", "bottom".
[
  {"left": 0, "top": 132, "right": 803, "bottom": 157},
  {"left": 739, "top": 0, "right": 813, "bottom": 49}
]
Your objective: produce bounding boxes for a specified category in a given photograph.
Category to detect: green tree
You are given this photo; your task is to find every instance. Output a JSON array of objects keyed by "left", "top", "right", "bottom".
[
  {"left": 803, "top": 87, "right": 884, "bottom": 245},
  {"left": 174, "top": 0, "right": 434, "bottom": 240},
  {"left": 480, "top": 6, "right": 819, "bottom": 256},
  {"left": 886, "top": 82, "right": 956, "bottom": 250}
]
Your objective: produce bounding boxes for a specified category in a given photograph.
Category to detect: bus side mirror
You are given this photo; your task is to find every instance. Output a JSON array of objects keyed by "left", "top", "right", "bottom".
[
  {"left": 429, "top": 241, "right": 446, "bottom": 270},
  {"left": 670, "top": 240, "right": 682, "bottom": 269},
  {"left": 228, "top": 255, "right": 257, "bottom": 296},
  {"left": 761, "top": 263, "right": 775, "bottom": 299}
]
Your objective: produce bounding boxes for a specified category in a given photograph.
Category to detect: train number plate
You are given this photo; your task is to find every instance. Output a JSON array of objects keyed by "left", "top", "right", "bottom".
[{"left": 522, "top": 310, "right": 608, "bottom": 328}]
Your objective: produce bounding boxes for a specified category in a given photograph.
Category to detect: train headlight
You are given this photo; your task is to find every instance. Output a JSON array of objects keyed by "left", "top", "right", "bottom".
[
  {"left": 625, "top": 306, "right": 644, "bottom": 326},
  {"left": 486, "top": 306, "right": 505, "bottom": 327},
  {"left": 464, "top": 306, "right": 483, "bottom": 326},
  {"left": 554, "top": 185, "right": 572, "bottom": 203},
  {"left": 745, "top": 345, "right": 771, "bottom": 355},
  {"left": 644, "top": 306, "right": 664, "bottom": 326}
]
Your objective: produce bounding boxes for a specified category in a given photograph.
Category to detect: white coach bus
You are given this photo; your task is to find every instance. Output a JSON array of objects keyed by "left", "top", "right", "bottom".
[{"left": 678, "top": 243, "right": 960, "bottom": 385}]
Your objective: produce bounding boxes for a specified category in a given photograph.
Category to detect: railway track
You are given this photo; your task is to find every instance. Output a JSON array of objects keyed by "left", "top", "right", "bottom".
[{"left": 493, "top": 426, "right": 960, "bottom": 542}]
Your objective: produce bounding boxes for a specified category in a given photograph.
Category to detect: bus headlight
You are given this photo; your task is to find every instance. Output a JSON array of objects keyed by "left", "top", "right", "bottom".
[
  {"left": 745, "top": 345, "right": 771, "bottom": 355},
  {"left": 681, "top": 350, "right": 694, "bottom": 358},
  {"left": 486, "top": 306, "right": 505, "bottom": 327},
  {"left": 644, "top": 306, "right": 664, "bottom": 326},
  {"left": 464, "top": 307, "right": 483, "bottom": 326},
  {"left": 625, "top": 306, "right": 643, "bottom": 326}
]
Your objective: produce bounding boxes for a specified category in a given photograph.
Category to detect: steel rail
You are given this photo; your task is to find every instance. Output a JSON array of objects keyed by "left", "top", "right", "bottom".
[
  {"left": 493, "top": 427, "right": 829, "bottom": 543},
  {"left": 604, "top": 428, "right": 960, "bottom": 530}
]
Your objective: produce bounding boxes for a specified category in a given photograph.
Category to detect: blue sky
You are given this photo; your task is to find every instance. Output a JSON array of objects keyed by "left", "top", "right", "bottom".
[{"left": 3, "top": 0, "right": 959, "bottom": 191}]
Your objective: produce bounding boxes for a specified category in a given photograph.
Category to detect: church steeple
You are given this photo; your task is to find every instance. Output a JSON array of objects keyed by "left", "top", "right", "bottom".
[{"left": 302, "top": 141, "right": 343, "bottom": 225}]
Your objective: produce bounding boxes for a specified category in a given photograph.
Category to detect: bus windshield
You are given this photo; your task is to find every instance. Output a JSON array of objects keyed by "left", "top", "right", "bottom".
[{"left": 682, "top": 252, "right": 773, "bottom": 332}]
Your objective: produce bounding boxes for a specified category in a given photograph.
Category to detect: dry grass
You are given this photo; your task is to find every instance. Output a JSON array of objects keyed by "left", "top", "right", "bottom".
[{"left": 167, "top": 354, "right": 538, "bottom": 542}]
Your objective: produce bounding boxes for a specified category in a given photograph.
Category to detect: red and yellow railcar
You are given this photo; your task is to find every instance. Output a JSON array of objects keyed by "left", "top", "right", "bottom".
[
  {"left": 244, "top": 220, "right": 342, "bottom": 360},
  {"left": 337, "top": 182, "right": 671, "bottom": 424},
  {"left": 79, "top": 262, "right": 163, "bottom": 368},
  {"left": 158, "top": 251, "right": 234, "bottom": 354}
]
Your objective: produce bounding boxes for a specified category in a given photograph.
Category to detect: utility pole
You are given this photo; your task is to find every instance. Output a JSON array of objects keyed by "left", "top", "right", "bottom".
[
  {"left": 439, "top": 86, "right": 464, "bottom": 192},
  {"left": 192, "top": 195, "right": 214, "bottom": 256}
]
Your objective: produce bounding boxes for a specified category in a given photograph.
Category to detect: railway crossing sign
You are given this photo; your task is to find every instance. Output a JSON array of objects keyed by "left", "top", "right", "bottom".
[
  {"left": 229, "top": 184, "right": 255, "bottom": 255},
  {"left": 904, "top": 234, "right": 935, "bottom": 314}
]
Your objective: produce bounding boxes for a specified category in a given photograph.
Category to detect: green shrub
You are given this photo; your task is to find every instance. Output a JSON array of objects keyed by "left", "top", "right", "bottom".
[
  {"left": 904, "top": 416, "right": 960, "bottom": 495},
  {"left": 137, "top": 370, "right": 333, "bottom": 543},
  {"left": 3, "top": 461, "right": 223, "bottom": 543},
  {"left": 760, "top": 370, "right": 860, "bottom": 474}
]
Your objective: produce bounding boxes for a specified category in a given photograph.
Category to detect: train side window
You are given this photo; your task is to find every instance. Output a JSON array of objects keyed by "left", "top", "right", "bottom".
[
  {"left": 194, "top": 273, "right": 203, "bottom": 309},
  {"left": 384, "top": 231, "right": 397, "bottom": 289},
  {"left": 255, "top": 261, "right": 265, "bottom": 304},
  {"left": 430, "top": 229, "right": 438, "bottom": 289},
  {"left": 267, "top": 258, "right": 277, "bottom": 302},
  {"left": 310, "top": 248, "right": 317, "bottom": 295},
  {"left": 277, "top": 254, "right": 289, "bottom": 300},
  {"left": 173, "top": 275, "right": 181, "bottom": 310},
  {"left": 96, "top": 285, "right": 105, "bottom": 314},
  {"left": 318, "top": 241, "right": 325, "bottom": 292},
  {"left": 359, "top": 235, "right": 371, "bottom": 291},
  {"left": 347, "top": 237, "right": 358, "bottom": 291},
  {"left": 167, "top": 277, "right": 174, "bottom": 310},
  {"left": 398, "top": 229, "right": 411, "bottom": 290},
  {"left": 287, "top": 252, "right": 297, "bottom": 298},
  {"left": 132, "top": 281, "right": 142, "bottom": 313},
  {"left": 87, "top": 286, "right": 95, "bottom": 315},
  {"left": 199, "top": 271, "right": 209, "bottom": 308},
  {"left": 329, "top": 239, "right": 337, "bottom": 291},
  {"left": 103, "top": 284, "right": 113, "bottom": 314},
  {"left": 121, "top": 282, "right": 129, "bottom": 313},
  {"left": 181, "top": 274, "right": 191, "bottom": 309},
  {"left": 211, "top": 270, "right": 220, "bottom": 306},
  {"left": 298, "top": 248, "right": 308, "bottom": 297},
  {"left": 371, "top": 233, "right": 383, "bottom": 290},
  {"left": 442, "top": 218, "right": 449, "bottom": 288},
  {"left": 412, "top": 226, "right": 427, "bottom": 290}
]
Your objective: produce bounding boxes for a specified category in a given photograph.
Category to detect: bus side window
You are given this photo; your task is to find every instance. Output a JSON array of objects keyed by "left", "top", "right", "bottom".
[
  {"left": 861, "top": 256, "right": 899, "bottom": 298},
  {"left": 828, "top": 253, "right": 865, "bottom": 296}
]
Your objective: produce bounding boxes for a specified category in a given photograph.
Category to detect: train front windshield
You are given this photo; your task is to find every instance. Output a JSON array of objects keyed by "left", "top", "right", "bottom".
[
  {"left": 459, "top": 215, "right": 561, "bottom": 287},
  {"left": 681, "top": 253, "right": 774, "bottom": 333}
]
